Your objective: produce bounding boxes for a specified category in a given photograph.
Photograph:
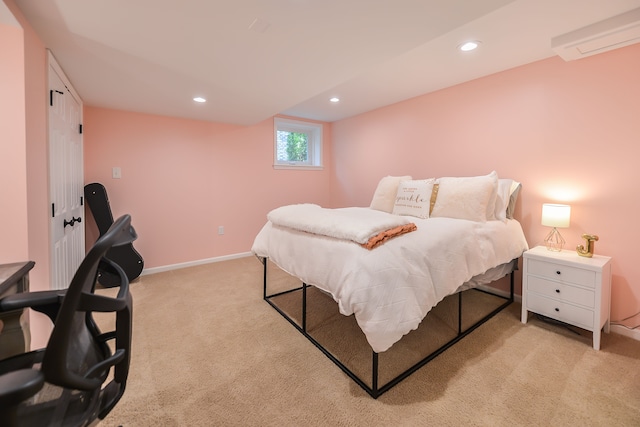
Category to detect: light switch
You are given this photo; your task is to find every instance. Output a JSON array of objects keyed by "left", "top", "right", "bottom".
[{"left": 112, "top": 167, "right": 122, "bottom": 179}]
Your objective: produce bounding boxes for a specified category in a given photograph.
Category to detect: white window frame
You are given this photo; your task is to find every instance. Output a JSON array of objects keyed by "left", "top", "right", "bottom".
[{"left": 273, "top": 117, "right": 323, "bottom": 170}]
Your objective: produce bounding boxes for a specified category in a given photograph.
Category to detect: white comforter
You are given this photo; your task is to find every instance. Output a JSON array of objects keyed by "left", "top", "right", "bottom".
[
  {"left": 251, "top": 209, "right": 529, "bottom": 353},
  {"left": 267, "top": 204, "right": 413, "bottom": 244}
]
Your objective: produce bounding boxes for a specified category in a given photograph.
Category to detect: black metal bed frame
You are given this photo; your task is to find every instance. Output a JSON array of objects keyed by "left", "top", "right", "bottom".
[{"left": 261, "top": 257, "right": 515, "bottom": 399}]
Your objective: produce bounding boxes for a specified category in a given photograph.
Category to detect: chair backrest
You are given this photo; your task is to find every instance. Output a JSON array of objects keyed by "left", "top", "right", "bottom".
[{"left": 42, "top": 214, "right": 136, "bottom": 420}]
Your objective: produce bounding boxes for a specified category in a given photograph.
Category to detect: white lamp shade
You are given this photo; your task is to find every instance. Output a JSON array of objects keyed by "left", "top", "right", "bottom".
[{"left": 541, "top": 204, "right": 571, "bottom": 228}]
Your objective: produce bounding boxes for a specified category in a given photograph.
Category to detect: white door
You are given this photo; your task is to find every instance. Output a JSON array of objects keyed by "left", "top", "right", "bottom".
[{"left": 48, "top": 52, "right": 84, "bottom": 290}]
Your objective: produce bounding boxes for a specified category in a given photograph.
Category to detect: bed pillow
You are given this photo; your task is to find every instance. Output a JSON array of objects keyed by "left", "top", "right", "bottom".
[
  {"left": 370, "top": 175, "right": 412, "bottom": 213},
  {"left": 494, "top": 179, "right": 513, "bottom": 222},
  {"left": 431, "top": 171, "right": 498, "bottom": 222},
  {"left": 507, "top": 181, "right": 522, "bottom": 219},
  {"left": 392, "top": 179, "right": 435, "bottom": 219},
  {"left": 485, "top": 171, "right": 500, "bottom": 220}
]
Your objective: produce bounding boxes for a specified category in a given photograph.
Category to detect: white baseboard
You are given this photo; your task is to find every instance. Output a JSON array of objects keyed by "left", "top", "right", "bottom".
[
  {"left": 610, "top": 324, "right": 640, "bottom": 342},
  {"left": 140, "top": 252, "right": 253, "bottom": 276}
]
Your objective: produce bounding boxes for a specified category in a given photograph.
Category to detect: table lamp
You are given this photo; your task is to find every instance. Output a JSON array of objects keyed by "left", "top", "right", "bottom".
[{"left": 541, "top": 203, "right": 571, "bottom": 251}]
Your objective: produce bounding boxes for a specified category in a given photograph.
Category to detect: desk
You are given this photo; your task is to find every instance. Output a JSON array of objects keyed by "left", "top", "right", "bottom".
[{"left": 0, "top": 261, "right": 34, "bottom": 359}]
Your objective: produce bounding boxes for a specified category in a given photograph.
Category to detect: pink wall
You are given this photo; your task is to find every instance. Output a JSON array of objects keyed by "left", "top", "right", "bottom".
[
  {"left": 20, "top": 9, "right": 49, "bottom": 296},
  {"left": 84, "top": 108, "right": 332, "bottom": 269},
  {"left": 2, "top": 0, "right": 53, "bottom": 350},
  {"left": 0, "top": 22, "right": 28, "bottom": 262},
  {"left": 330, "top": 44, "right": 640, "bottom": 322}
]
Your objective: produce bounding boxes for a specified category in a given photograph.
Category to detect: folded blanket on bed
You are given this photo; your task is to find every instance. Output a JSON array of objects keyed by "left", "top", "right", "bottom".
[{"left": 267, "top": 204, "right": 416, "bottom": 248}]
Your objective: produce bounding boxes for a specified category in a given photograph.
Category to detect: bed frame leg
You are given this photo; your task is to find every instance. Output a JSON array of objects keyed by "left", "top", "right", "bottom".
[
  {"left": 458, "top": 292, "right": 463, "bottom": 334},
  {"left": 302, "top": 283, "right": 308, "bottom": 333},
  {"left": 510, "top": 268, "right": 515, "bottom": 301},
  {"left": 372, "top": 351, "right": 379, "bottom": 398},
  {"left": 262, "top": 257, "right": 267, "bottom": 300}
]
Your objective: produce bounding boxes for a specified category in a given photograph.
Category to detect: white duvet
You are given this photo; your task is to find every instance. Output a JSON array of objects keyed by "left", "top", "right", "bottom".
[
  {"left": 267, "top": 204, "right": 413, "bottom": 244},
  {"left": 251, "top": 208, "right": 529, "bottom": 353}
]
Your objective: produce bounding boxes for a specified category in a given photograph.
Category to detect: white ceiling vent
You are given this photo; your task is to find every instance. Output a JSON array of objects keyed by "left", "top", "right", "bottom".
[{"left": 552, "top": 7, "right": 640, "bottom": 61}]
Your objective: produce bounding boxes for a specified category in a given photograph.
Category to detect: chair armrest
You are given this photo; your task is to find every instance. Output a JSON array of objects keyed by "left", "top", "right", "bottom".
[
  {"left": 0, "top": 290, "right": 66, "bottom": 323},
  {"left": 0, "top": 369, "right": 44, "bottom": 407}
]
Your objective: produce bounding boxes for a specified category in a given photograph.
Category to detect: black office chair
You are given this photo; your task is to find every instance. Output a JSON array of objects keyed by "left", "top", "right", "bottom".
[{"left": 0, "top": 215, "right": 136, "bottom": 427}]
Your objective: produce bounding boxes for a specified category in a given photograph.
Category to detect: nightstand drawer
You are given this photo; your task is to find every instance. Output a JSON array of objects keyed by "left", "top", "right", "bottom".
[
  {"left": 527, "top": 293, "right": 594, "bottom": 330},
  {"left": 527, "top": 276, "right": 595, "bottom": 308},
  {"left": 527, "top": 258, "right": 596, "bottom": 288}
]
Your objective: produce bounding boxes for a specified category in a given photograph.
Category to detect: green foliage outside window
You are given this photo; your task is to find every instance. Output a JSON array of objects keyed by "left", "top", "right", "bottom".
[{"left": 286, "top": 132, "right": 308, "bottom": 162}]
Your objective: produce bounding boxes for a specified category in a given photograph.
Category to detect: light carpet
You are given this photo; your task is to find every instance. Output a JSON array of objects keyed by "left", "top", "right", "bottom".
[{"left": 96, "top": 256, "right": 640, "bottom": 426}]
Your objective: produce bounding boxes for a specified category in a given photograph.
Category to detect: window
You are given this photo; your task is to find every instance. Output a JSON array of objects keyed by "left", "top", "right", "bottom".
[{"left": 274, "top": 117, "right": 323, "bottom": 170}]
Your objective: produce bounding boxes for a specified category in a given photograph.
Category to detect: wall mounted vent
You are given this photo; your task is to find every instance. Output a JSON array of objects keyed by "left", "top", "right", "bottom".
[{"left": 552, "top": 7, "right": 640, "bottom": 61}]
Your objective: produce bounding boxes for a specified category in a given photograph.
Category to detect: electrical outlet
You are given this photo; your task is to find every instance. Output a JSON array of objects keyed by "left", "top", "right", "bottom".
[
  {"left": 112, "top": 167, "right": 122, "bottom": 179},
  {"left": 218, "top": 226, "right": 224, "bottom": 235}
]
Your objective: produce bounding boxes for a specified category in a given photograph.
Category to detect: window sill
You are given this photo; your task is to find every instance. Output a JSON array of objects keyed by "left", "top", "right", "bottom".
[{"left": 273, "top": 164, "right": 324, "bottom": 171}]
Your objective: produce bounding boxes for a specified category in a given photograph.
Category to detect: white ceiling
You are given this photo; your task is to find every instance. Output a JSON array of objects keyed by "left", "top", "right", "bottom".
[{"left": 11, "top": 0, "right": 640, "bottom": 125}]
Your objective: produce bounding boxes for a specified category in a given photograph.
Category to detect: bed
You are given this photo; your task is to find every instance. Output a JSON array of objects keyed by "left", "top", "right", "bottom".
[{"left": 252, "top": 172, "right": 529, "bottom": 397}]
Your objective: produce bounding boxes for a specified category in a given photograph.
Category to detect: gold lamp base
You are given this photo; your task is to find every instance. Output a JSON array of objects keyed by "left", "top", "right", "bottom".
[{"left": 544, "top": 227, "right": 565, "bottom": 251}]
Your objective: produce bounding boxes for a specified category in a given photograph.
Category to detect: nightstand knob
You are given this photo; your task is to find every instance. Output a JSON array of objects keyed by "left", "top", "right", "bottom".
[
  {"left": 555, "top": 308, "right": 560, "bottom": 312},
  {"left": 556, "top": 271, "right": 561, "bottom": 275},
  {"left": 555, "top": 289, "right": 560, "bottom": 293}
]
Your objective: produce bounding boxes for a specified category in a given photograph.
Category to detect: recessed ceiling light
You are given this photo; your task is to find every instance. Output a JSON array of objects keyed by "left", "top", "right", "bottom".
[
  {"left": 329, "top": 97, "right": 340, "bottom": 103},
  {"left": 193, "top": 97, "right": 206, "bottom": 103},
  {"left": 458, "top": 41, "right": 480, "bottom": 52}
]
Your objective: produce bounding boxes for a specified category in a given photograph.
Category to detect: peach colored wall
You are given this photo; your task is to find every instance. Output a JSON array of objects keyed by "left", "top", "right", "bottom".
[
  {"left": 0, "top": 22, "right": 28, "bottom": 262},
  {"left": 2, "top": 0, "right": 53, "bottom": 350},
  {"left": 330, "top": 44, "right": 640, "bottom": 322},
  {"left": 83, "top": 108, "right": 332, "bottom": 269},
  {"left": 22, "top": 12, "right": 49, "bottom": 296}
]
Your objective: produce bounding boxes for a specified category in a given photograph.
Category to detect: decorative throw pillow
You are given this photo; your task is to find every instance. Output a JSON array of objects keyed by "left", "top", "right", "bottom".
[
  {"left": 392, "top": 179, "right": 435, "bottom": 218},
  {"left": 431, "top": 171, "right": 499, "bottom": 222},
  {"left": 370, "top": 175, "right": 412, "bottom": 213}
]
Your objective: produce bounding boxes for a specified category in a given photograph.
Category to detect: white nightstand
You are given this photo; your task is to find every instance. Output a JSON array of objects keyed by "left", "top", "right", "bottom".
[{"left": 521, "top": 246, "right": 612, "bottom": 350}]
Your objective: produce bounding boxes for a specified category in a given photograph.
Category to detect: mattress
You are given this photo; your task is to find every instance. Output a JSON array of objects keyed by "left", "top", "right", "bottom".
[{"left": 252, "top": 210, "right": 529, "bottom": 353}]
